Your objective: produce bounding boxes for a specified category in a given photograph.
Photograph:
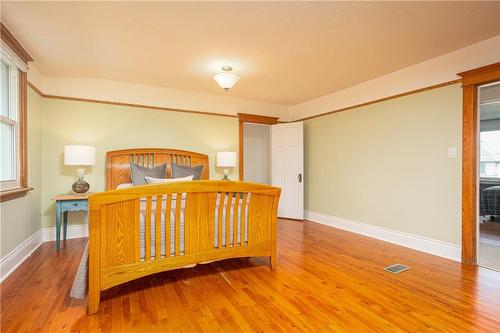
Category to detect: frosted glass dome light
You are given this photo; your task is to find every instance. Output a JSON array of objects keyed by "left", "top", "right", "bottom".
[{"left": 213, "top": 66, "right": 240, "bottom": 92}]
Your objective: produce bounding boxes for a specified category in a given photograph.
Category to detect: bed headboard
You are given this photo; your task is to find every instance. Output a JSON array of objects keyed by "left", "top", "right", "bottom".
[{"left": 106, "top": 148, "right": 209, "bottom": 190}]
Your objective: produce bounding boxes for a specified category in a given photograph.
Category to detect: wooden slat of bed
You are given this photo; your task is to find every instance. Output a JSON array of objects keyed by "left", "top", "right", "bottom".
[
  {"left": 234, "top": 192, "right": 241, "bottom": 246},
  {"left": 241, "top": 193, "right": 248, "bottom": 245},
  {"left": 165, "top": 195, "right": 172, "bottom": 257},
  {"left": 134, "top": 199, "right": 140, "bottom": 262},
  {"left": 217, "top": 193, "right": 224, "bottom": 249},
  {"left": 175, "top": 193, "right": 182, "bottom": 256},
  {"left": 225, "top": 193, "right": 232, "bottom": 247},
  {"left": 145, "top": 197, "right": 152, "bottom": 260},
  {"left": 155, "top": 195, "right": 162, "bottom": 260}
]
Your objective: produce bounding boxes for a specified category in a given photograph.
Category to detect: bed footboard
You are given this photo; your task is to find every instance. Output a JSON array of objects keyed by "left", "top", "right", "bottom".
[{"left": 87, "top": 181, "right": 280, "bottom": 314}]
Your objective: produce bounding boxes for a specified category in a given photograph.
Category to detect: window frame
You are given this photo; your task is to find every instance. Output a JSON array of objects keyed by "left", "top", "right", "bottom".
[
  {"left": 1, "top": 57, "right": 20, "bottom": 189},
  {"left": 479, "top": 129, "right": 500, "bottom": 180},
  {"left": 0, "top": 22, "right": 32, "bottom": 202}
]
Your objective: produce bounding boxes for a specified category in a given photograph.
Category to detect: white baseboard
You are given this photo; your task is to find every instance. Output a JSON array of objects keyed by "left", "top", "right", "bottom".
[
  {"left": 0, "top": 224, "right": 89, "bottom": 282},
  {"left": 42, "top": 224, "right": 89, "bottom": 242},
  {"left": 305, "top": 210, "right": 461, "bottom": 262},
  {"left": 1, "top": 213, "right": 461, "bottom": 283},
  {"left": 0, "top": 230, "right": 43, "bottom": 282}
]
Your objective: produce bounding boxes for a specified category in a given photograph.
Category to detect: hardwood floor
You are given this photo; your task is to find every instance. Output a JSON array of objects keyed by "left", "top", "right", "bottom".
[
  {"left": 1, "top": 219, "right": 500, "bottom": 332},
  {"left": 480, "top": 221, "right": 500, "bottom": 246}
]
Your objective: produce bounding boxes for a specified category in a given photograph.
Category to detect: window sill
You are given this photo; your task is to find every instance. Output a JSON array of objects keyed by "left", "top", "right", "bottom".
[{"left": 0, "top": 187, "right": 34, "bottom": 203}]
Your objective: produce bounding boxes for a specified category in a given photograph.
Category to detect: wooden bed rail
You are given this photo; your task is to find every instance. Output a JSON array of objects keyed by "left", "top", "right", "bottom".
[{"left": 88, "top": 181, "right": 280, "bottom": 314}]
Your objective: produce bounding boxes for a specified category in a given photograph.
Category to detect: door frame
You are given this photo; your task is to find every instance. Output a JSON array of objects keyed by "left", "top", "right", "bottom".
[
  {"left": 457, "top": 62, "right": 500, "bottom": 264},
  {"left": 238, "top": 113, "right": 279, "bottom": 181}
]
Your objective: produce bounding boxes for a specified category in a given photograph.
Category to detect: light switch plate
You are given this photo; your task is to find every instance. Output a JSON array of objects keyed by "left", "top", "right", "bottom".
[{"left": 448, "top": 147, "right": 457, "bottom": 159}]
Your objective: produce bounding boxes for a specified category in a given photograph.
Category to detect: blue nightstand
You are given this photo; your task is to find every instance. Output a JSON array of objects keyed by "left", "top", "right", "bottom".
[{"left": 52, "top": 193, "right": 89, "bottom": 251}]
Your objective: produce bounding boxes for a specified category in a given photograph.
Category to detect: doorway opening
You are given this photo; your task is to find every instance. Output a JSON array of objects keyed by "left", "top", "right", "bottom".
[
  {"left": 238, "top": 113, "right": 304, "bottom": 220},
  {"left": 243, "top": 123, "right": 271, "bottom": 184},
  {"left": 478, "top": 82, "right": 500, "bottom": 270}
]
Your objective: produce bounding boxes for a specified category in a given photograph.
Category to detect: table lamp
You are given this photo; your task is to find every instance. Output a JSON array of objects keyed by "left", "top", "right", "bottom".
[
  {"left": 64, "top": 145, "right": 95, "bottom": 193},
  {"left": 216, "top": 151, "right": 236, "bottom": 181}
]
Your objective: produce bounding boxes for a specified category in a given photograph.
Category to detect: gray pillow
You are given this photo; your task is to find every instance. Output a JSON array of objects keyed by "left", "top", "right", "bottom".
[
  {"left": 130, "top": 162, "right": 166, "bottom": 185},
  {"left": 171, "top": 163, "right": 203, "bottom": 180}
]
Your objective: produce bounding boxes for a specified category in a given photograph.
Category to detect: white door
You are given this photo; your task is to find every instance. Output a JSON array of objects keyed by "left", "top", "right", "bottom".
[{"left": 271, "top": 122, "right": 304, "bottom": 219}]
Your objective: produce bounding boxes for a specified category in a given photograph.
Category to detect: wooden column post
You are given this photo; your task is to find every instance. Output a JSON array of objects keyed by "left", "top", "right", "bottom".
[{"left": 461, "top": 84, "right": 477, "bottom": 264}]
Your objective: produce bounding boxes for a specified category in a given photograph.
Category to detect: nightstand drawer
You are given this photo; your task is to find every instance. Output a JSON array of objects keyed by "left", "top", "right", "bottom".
[{"left": 60, "top": 200, "right": 88, "bottom": 211}]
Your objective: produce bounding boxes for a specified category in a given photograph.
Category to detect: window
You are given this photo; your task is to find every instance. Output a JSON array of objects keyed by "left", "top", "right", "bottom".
[
  {"left": 1, "top": 57, "right": 19, "bottom": 189},
  {"left": 0, "top": 22, "right": 32, "bottom": 202},
  {"left": 479, "top": 130, "right": 500, "bottom": 179}
]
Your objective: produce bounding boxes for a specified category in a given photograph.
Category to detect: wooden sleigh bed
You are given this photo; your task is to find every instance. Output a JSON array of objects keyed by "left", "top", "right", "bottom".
[{"left": 87, "top": 148, "right": 281, "bottom": 314}]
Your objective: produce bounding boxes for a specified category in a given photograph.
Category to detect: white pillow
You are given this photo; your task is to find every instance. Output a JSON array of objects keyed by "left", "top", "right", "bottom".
[
  {"left": 145, "top": 175, "right": 193, "bottom": 184},
  {"left": 116, "top": 183, "right": 134, "bottom": 189}
]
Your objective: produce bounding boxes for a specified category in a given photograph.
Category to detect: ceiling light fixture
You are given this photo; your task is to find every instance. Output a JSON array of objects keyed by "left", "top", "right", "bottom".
[{"left": 213, "top": 65, "right": 239, "bottom": 92}]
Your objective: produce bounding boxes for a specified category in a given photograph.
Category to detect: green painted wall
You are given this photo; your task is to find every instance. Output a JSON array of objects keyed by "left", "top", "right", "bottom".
[
  {"left": 304, "top": 84, "right": 462, "bottom": 245},
  {"left": 1, "top": 83, "right": 464, "bottom": 258},
  {"left": 1, "top": 88, "right": 42, "bottom": 258},
  {"left": 40, "top": 97, "right": 239, "bottom": 228}
]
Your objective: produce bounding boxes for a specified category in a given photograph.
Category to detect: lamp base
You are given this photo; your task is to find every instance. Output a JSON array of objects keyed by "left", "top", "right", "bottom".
[
  {"left": 72, "top": 178, "right": 90, "bottom": 193},
  {"left": 221, "top": 168, "right": 231, "bottom": 181}
]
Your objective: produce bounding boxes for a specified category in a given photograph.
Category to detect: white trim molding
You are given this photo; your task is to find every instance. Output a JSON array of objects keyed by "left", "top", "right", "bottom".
[
  {"left": 0, "top": 224, "right": 89, "bottom": 282},
  {"left": 1, "top": 40, "right": 28, "bottom": 72},
  {"left": 0, "top": 230, "right": 43, "bottom": 282},
  {"left": 42, "top": 224, "right": 88, "bottom": 242},
  {"left": 27, "top": 65, "right": 288, "bottom": 120},
  {"left": 305, "top": 210, "right": 461, "bottom": 262}
]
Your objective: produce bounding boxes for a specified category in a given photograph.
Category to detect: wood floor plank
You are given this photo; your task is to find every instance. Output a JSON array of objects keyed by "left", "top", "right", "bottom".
[{"left": 1, "top": 219, "right": 500, "bottom": 332}]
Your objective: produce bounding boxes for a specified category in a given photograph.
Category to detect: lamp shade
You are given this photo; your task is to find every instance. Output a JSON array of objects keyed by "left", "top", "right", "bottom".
[
  {"left": 217, "top": 151, "right": 236, "bottom": 168},
  {"left": 213, "top": 73, "right": 239, "bottom": 90},
  {"left": 64, "top": 145, "right": 95, "bottom": 166}
]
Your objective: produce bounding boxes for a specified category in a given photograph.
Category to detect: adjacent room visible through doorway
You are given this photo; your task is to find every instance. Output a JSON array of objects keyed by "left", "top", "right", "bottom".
[{"left": 478, "top": 82, "right": 500, "bottom": 270}]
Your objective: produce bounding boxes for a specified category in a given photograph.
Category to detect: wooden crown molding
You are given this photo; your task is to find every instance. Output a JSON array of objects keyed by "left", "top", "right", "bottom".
[
  {"left": 0, "top": 22, "right": 33, "bottom": 65},
  {"left": 29, "top": 78, "right": 463, "bottom": 124},
  {"left": 458, "top": 62, "right": 500, "bottom": 87},
  {"left": 295, "top": 79, "right": 462, "bottom": 122},
  {"left": 28, "top": 82, "right": 238, "bottom": 119},
  {"left": 27, "top": 81, "right": 44, "bottom": 96},
  {"left": 238, "top": 113, "right": 279, "bottom": 125}
]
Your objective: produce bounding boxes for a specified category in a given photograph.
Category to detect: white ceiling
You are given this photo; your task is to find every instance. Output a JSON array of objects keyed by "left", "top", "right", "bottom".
[{"left": 2, "top": 1, "right": 500, "bottom": 106}]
